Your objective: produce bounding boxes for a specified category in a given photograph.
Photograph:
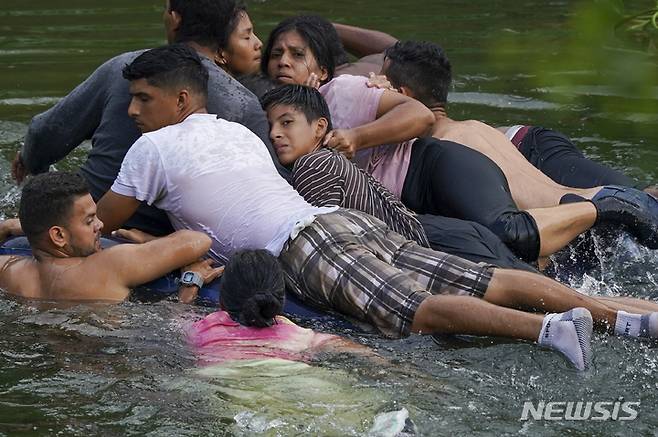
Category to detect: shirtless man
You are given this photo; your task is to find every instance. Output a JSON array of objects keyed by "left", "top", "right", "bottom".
[
  {"left": 0, "top": 172, "right": 214, "bottom": 301},
  {"left": 381, "top": 40, "right": 658, "bottom": 252}
]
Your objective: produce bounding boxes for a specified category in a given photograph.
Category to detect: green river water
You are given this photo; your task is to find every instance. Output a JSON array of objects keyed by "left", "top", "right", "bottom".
[{"left": 1, "top": 1, "right": 657, "bottom": 435}]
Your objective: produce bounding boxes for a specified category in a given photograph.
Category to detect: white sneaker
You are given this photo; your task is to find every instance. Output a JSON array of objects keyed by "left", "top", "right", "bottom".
[{"left": 538, "top": 308, "right": 593, "bottom": 371}]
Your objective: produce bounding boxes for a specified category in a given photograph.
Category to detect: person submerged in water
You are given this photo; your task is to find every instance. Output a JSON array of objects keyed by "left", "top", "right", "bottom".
[
  {"left": 0, "top": 172, "right": 219, "bottom": 302},
  {"left": 187, "top": 249, "right": 375, "bottom": 364}
]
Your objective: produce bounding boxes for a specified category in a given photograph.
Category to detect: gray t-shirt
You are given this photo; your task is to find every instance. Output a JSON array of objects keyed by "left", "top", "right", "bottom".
[{"left": 22, "top": 49, "right": 289, "bottom": 235}]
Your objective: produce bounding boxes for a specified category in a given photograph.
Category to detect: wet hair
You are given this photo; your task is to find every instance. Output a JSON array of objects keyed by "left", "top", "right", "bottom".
[
  {"left": 260, "top": 84, "right": 333, "bottom": 132},
  {"left": 261, "top": 15, "right": 339, "bottom": 84},
  {"left": 220, "top": 250, "right": 285, "bottom": 328},
  {"left": 18, "top": 172, "right": 89, "bottom": 246},
  {"left": 384, "top": 40, "right": 452, "bottom": 106},
  {"left": 214, "top": 1, "right": 248, "bottom": 51},
  {"left": 169, "top": 0, "right": 244, "bottom": 51},
  {"left": 122, "top": 44, "right": 209, "bottom": 99}
]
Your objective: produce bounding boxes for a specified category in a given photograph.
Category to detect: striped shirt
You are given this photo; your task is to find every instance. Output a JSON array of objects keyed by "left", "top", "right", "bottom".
[{"left": 292, "top": 149, "right": 430, "bottom": 247}]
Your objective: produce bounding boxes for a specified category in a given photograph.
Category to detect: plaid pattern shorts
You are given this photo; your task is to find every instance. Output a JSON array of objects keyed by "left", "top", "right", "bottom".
[{"left": 279, "top": 209, "right": 494, "bottom": 338}]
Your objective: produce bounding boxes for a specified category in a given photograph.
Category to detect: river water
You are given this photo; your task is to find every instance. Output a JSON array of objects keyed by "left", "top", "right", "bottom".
[{"left": 1, "top": 1, "right": 657, "bottom": 435}]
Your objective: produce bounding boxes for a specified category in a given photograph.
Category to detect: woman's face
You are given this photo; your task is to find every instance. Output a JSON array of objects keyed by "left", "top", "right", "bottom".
[
  {"left": 220, "top": 12, "right": 262, "bottom": 76},
  {"left": 266, "top": 30, "right": 327, "bottom": 85}
]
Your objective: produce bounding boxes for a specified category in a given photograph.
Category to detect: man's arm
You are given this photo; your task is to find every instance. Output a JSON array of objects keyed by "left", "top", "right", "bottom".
[
  {"left": 325, "top": 90, "right": 434, "bottom": 158},
  {"left": 19, "top": 58, "right": 114, "bottom": 181},
  {"left": 0, "top": 219, "right": 23, "bottom": 242},
  {"left": 97, "top": 191, "right": 141, "bottom": 235},
  {"left": 333, "top": 23, "right": 398, "bottom": 58},
  {"left": 96, "top": 230, "right": 212, "bottom": 288}
]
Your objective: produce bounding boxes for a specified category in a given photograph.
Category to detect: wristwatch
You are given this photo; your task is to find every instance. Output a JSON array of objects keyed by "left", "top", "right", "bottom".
[{"left": 178, "top": 271, "right": 204, "bottom": 289}]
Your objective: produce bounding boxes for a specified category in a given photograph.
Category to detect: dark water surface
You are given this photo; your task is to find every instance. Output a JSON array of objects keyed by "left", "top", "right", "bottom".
[{"left": 1, "top": 1, "right": 658, "bottom": 435}]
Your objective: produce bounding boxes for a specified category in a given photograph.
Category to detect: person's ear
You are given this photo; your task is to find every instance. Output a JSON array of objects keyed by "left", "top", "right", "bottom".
[
  {"left": 169, "top": 10, "right": 182, "bottom": 34},
  {"left": 177, "top": 89, "right": 190, "bottom": 110},
  {"left": 48, "top": 226, "right": 68, "bottom": 249},
  {"left": 318, "top": 67, "right": 329, "bottom": 83},
  {"left": 399, "top": 85, "right": 414, "bottom": 98},
  {"left": 314, "top": 117, "right": 329, "bottom": 141},
  {"left": 215, "top": 50, "right": 228, "bottom": 67}
]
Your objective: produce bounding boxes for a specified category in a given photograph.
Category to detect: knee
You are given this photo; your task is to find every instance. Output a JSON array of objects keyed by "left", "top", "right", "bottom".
[{"left": 489, "top": 212, "right": 540, "bottom": 262}]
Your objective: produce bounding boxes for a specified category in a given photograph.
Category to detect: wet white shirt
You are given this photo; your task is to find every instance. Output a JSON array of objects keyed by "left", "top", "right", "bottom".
[{"left": 112, "top": 113, "right": 335, "bottom": 262}]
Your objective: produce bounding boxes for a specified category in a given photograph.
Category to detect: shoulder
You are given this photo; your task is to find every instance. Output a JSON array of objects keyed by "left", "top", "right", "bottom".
[
  {"left": 294, "top": 149, "right": 347, "bottom": 175},
  {"left": 320, "top": 74, "right": 369, "bottom": 96}
]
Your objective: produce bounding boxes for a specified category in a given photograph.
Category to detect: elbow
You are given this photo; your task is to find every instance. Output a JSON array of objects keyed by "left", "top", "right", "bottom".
[
  {"left": 417, "top": 105, "right": 435, "bottom": 137},
  {"left": 177, "top": 230, "right": 212, "bottom": 257}
]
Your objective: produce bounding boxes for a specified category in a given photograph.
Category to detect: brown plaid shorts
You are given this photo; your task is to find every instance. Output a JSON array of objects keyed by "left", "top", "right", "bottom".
[{"left": 279, "top": 209, "right": 494, "bottom": 338}]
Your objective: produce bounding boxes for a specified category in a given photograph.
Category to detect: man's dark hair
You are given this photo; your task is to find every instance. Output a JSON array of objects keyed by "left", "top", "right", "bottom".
[
  {"left": 384, "top": 40, "right": 452, "bottom": 106},
  {"left": 169, "top": 0, "right": 244, "bottom": 51},
  {"left": 122, "top": 44, "right": 209, "bottom": 98},
  {"left": 18, "top": 172, "right": 89, "bottom": 246},
  {"left": 261, "top": 15, "right": 339, "bottom": 84},
  {"left": 260, "top": 84, "right": 333, "bottom": 131},
  {"left": 220, "top": 249, "right": 285, "bottom": 328}
]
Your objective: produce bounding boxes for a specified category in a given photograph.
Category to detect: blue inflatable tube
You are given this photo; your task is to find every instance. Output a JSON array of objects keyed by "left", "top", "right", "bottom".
[{"left": 0, "top": 236, "right": 350, "bottom": 326}]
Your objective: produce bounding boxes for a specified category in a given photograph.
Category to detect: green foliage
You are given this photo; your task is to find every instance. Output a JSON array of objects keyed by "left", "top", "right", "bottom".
[{"left": 488, "top": 0, "right": 658, "bottom": 139}]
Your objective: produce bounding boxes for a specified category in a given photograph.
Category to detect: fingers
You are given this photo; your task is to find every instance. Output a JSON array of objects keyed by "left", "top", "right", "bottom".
[
  {"left": 112, "top": 228, "right": 140, "bottom": 242},
  {"left": 323, "top": 130, "right": 335, "bottom": 147}
]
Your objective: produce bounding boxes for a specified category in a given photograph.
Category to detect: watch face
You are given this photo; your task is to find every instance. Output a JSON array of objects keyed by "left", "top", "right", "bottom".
[{"left": 182, "top": 272, "right": 195, "bottom": 283}]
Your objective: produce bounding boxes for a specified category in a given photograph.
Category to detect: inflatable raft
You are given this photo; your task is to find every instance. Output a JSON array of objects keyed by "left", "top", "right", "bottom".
[{"left": 0, "top": 236, "right": 350, "bottom": 326}]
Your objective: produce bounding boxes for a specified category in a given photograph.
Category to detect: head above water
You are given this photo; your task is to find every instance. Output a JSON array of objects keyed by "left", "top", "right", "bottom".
[
  {"left": 220, "top": 249, "right": 286, "bottom": 328},
  {"left": 164, "top": 0, "right": 241, "bottom": 52},
  {"left": 18, "top": 172, "right": 102, "bottom": 258},
  {"left": 383, "top": 40, "right": 452, "bottom": 108},
  {"left": 263, "top": 15, "right": 342, "bottom": 86},
  {"left": 122, "top": 44, "right": 209, "bottom": 133},
  {"left": 214, "top": 3, "right": 263, "bottom": 77},
  {"left": 261, "top": 84, "right": 332, "bottom": 165}
]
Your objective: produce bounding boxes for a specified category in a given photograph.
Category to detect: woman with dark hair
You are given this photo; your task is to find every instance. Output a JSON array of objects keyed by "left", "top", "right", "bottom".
[
  {"left": 187, "top": 249, "right": 374, "bottom": 363},
  {"left": 212, "top": 1, "right": 263, "bottom": 77}
]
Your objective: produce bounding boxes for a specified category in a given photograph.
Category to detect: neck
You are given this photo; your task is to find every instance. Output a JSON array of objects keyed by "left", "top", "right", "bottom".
[
  {"left": 178, "top": 105, "right": 208, "bottom": 124},
  {"left": 429, "top": 104, "right": 448, "bottom": 120},
  {"left": 184, "top": 42, "right": 216, "bottom": 61}
]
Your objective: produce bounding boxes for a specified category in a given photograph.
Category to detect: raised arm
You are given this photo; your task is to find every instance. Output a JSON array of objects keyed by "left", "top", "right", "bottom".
[
  {"left": 325, "top": 89, "right": 434, "bottom": 158},
  {"left": 332, "top": 23, "right": 398, "bottom": 58}
]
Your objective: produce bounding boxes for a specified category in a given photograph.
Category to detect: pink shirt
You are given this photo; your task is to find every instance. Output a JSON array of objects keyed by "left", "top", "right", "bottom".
[
  {"left": 186, "top": 311, "right": 336, "bottom": 364},
  {"left": 319, "top": 75, "right": 414, "bottom": 199}
]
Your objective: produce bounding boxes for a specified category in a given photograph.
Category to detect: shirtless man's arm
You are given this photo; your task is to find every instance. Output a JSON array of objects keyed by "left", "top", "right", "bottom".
[{"left": 325, "top": 90, "right": 434, "bottom": 158}]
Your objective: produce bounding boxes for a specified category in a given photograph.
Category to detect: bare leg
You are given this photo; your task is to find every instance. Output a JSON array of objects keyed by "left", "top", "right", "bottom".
[
  {"left": 483, "top": 269, "right": 618, "bottom": 332},
  {"left": 644, "top": 186, "right": 658, "bottom": 198},
  {"left": 411, "top": 294, "right": 542, "bottom": 341},
  {"left": 596, "top": 296, "right": 658, "bottom": 313},
  {"left": 527, "top": 202, "right": 597, "bottom": 257}
]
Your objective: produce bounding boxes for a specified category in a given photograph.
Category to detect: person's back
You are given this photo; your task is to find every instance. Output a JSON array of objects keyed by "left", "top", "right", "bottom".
[
  {"left": 433, "top": 118, "right": 573, "bottom": 209},
  {"left": 111, "top": 112, "right": 329, "bottom": 263}
]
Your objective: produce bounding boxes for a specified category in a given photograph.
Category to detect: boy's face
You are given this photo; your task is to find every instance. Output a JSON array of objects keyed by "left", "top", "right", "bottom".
[
  {"left": 267, "top": 104, "right": 325, "bottom": 166},
  {"left": 128, "top": 78, "right": 181, "bottom": 133}
]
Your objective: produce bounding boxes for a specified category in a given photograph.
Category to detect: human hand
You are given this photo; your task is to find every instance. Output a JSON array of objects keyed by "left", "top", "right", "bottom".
[
  {"left": 304, "top": 72, "right": 320, "bottom": 89},
  {"left": 181, "top": 259, "right": 224, "bottom": 286},
  {"left": 323, "top": 129, "right": 360, "bottom": 159},
  {"left": 111, "top": 228, "right": 157, "bottom": 244},
  {"left": 11, "top": 152, "right": 27, "bottom": 184},
  {"left": 0, "top": 218, "right": 23, "bottom": 242},
  {"left": 178, "top": 259, "right": 224, "bottom": 304},
  {"left": 366, "top": 72, "right": 396, "bottom": 91}
]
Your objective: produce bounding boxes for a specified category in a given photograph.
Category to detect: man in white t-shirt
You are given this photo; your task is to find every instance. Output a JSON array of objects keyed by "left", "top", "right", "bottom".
[{"left": 95, "top": 44, "right": 658, "bottom": 371}]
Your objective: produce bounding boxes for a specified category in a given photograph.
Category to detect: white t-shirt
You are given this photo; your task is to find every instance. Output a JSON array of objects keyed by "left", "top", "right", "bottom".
[{"left": 112, "top": 113, "right": 335, "bottom": 262}]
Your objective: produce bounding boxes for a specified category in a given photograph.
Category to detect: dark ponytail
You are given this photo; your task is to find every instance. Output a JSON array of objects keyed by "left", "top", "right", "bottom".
[{"left": 220, "top": 250, "right": 286, "bottom": 327}]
